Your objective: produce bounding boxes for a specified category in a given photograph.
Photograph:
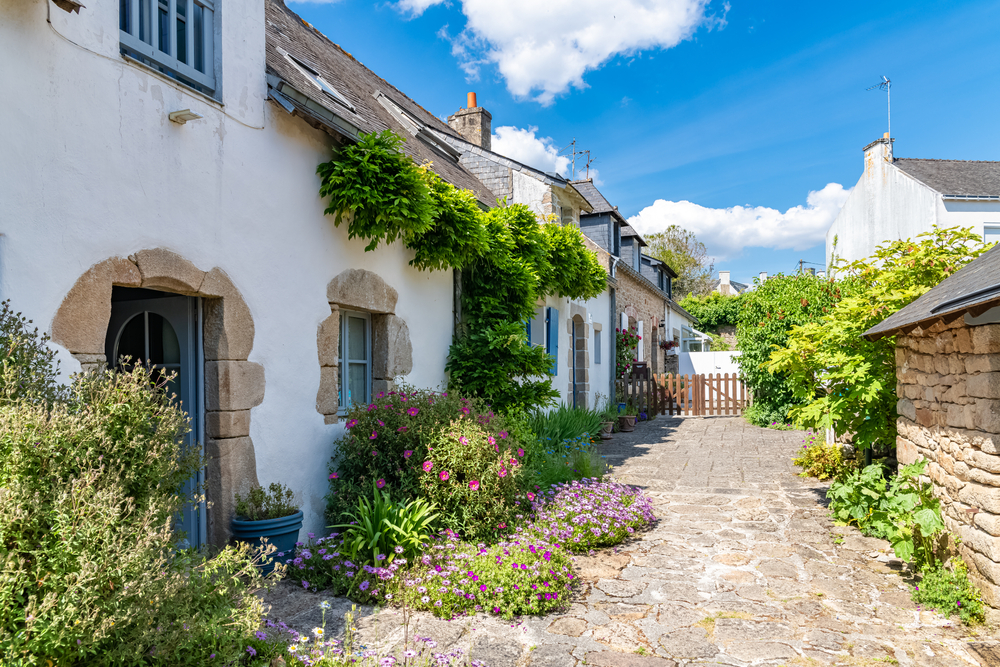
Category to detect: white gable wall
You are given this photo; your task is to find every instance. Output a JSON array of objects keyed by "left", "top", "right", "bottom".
[{"left": 1, "top": 0, "right": 453, "bottom": 537}]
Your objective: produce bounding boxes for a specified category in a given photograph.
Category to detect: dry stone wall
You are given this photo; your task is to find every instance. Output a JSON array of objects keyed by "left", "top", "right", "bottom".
[{"left": 895, "top": 317, "right": 1000, "bottom": 605}]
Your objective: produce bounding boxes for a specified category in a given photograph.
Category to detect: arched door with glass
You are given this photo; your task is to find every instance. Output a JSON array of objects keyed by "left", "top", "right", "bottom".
[{"left": 105, "top": 290, "right": 203, "bottom": 549}]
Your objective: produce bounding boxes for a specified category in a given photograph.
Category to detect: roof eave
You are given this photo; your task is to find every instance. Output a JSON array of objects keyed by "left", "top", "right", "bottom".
[{"left": 863, "top": 296, "right": 1000, "bottom": 341}]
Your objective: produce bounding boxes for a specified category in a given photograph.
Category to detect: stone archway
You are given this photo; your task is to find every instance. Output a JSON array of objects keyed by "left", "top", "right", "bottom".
[
  {"left": 316, "top": 269, "right": 412, "bottom": 423},
  {"left": 51, "top": 248, "right": 263, "bottom": 546}
]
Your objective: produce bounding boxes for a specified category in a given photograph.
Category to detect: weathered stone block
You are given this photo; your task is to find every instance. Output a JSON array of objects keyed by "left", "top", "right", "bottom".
[
  {"left": 916, "top": 408, "right": 934, "bottom": 428},
  {"left": 206, "top": 410, "right": 251, "bottom": 438},
  {"left": 897, "top": 436, "right": 919, "bottom": 465},
  {"left": 317, "top": 310, "right": 340, "bottom": 367},
  {"left": 975, "top": 399, "right": 1000, "bottom": 433},
  {"left": 132, "top": 247, "right": 206, "bottom": 294},
  {"left": 205, "top": 436, "right": 259, "bottom": 545},
  {"left": 969, "top": 373, "right": 1000, "bottom": 399},
  {"left": 972, "top": 325, "right": 1000, "bottom": 355},
  {"left": 959, "top": 482, "right": 1000, "bottom": 514},
  {"left": 52, "top": 257, "right": 141, "bottom": 355},
  {"left": 372, "top": 314, "right": 413, "bottom": 379},
  {"left": 201, "top": 268, "right": 255, "bottom": 361},
  {"left": 897, "top": 398, "right": 916, "bottom": 421},
  {"left": 327, "top": 269, "right": 398, "bottom": 314},
  {"left": 316, "top": 365, "right": 339, "bottom": 416},
  {"left": 958, "top": 523, "right": 1000, "bottom": 562},
  {"left": 975, "top": 512, "right": 1000, "bottom": 538},
  {"left": 955, "top": 327, "right": 973, "bottom": 353},
  {"left": 205, "top": 361, "right": 265, "bottom": 411},
  {"left": 968, "top": 450, "right": 1000, "bottom": 475},
  {"left": 967, "top": 354, "right": 1000, "bottom": 374}
]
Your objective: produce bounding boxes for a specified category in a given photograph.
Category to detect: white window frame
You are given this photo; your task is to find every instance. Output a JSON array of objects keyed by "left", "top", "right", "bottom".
[
  {"left": 985, "top": 225, "right": 1000, "bottom": 244},
  {"left": 120, "top": 0, "right": 216, "bottom": 94},
  {"left": 339, "top": 310, "right": 371, "bottom": 414}
]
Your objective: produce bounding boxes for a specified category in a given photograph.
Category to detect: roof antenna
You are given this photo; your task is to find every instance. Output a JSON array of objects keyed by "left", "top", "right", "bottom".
[
  {"left": 867, "top": 75, "right": 891, "bottom": 139},
  {"left": 559, "top": 139, "right": 591, "bottom": 180}
]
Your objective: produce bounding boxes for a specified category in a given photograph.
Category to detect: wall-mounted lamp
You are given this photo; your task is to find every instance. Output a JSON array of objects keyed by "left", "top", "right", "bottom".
[{"left": 168, "top": 109, "right": 203, "bottom": 125}]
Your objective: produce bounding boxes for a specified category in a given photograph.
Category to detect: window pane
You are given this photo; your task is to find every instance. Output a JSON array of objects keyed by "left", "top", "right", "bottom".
[
  {"left": 177, "top": 15, "right": 187, "bottom": 63},
  {"left": 348, "top": 316, "right": 367, "bottom": 361},
  {"left": 158, "top": 4, "right": 169, "bottom": 54},
  {"left": 139, "top": 0, "right": 148, "bottom": 41},
  {"left": 986, "top": 227, "right": 1000, "bottom": 244},
  {"left": 193, "top": 4, "right": 204, "bottom": 71},
  {"left": 120, "top": 0, "right": 129, "bottom": 31},
  {"left": 348, "top": 363, "right": 367, "bottom": 407},
  {"left": 116, "top": 314, "right": 146, "bottom": 366}
]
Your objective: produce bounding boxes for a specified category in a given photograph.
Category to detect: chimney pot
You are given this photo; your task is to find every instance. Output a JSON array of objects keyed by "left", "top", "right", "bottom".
[
  {"left": 448, "top": 94, "right": 492, "bottom": 151},
  {"left": 883, "top": 131, "right": 889, "bottom": 139},
  {"left": 467, "top": 92, "right": 477, "bottom": 109}
]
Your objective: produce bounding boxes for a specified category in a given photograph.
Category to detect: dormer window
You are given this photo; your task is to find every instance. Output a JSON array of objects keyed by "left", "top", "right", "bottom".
[
  {"left": 284, "top": 52, "right": 356, "bottom": 112},
  {"left": 120, "top": 0, "right": 217, "bottom": 95}
]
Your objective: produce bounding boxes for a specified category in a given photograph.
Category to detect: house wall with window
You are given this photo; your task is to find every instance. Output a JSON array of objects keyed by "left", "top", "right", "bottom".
[{"left": 0, "top": 0, "right": 457, "bottom": 543}]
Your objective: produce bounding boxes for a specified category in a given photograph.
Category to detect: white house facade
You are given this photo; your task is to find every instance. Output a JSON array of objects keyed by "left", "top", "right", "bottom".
[
  {"left": 2, "top": 0, "right": 498, "bottom": 546},
  {"left": 826, "top": 135, "right": 1000, "bottom": 270}
]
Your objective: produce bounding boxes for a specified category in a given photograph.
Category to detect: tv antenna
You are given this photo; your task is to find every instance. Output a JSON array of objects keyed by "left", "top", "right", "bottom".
[
  {"left": 558, "top": 138, "right": 591, "bottom": 180},
  {"left": 867, "top": 75, "right": 891, "bottom": 139}
]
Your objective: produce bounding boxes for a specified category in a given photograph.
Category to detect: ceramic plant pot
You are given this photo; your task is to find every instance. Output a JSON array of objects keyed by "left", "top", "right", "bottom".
[
  {"left": 231, "top": 510, "right": 304, "bottom": 574},
  {"left": 600, "top": 421, "right": 615, "bottom": 440},
  {"left": 618, "top": 415, "right": 637, "bottom": 432}
]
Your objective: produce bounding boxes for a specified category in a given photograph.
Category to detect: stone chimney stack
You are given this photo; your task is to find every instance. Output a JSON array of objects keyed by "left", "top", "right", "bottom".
[
  {"left": 447, "top": 92, "right": 492, "bottom": 151},
  {"left": 720, "top": 271, "right": 730, "bottom": 287}
]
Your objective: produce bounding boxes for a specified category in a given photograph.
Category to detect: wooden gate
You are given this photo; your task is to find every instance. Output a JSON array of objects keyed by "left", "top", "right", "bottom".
[{"left": 654, "top": 373, "right": 749, "bottom": 417}]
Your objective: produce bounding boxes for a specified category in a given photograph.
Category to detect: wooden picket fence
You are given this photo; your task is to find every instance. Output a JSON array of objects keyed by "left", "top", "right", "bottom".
[{"left": 654, "top": 373, "right": 750, "bottom": 417}]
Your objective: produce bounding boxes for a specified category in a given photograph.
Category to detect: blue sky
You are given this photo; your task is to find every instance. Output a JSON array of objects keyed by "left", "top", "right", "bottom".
[{"left": 289, "top": 0, "right": 1000, "bottom": 285}]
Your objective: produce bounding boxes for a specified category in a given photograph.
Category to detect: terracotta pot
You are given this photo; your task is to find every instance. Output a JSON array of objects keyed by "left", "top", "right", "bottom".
[
  {"left": 599, "top": 421, "right": 614, "bottom": 440},
  {"left": 618, "top": 415, "right": 637, "bottom": 432}
]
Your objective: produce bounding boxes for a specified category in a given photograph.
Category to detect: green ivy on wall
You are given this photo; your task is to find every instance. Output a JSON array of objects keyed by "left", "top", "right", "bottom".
[{"left": 317, "top": 130, "right": 607, "bottom": 413}]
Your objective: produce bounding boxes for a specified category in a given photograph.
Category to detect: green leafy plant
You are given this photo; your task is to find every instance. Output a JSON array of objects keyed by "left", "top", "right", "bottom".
[
  {"left": 235, "top": 482, "right": 299, "bottom": 521},
  {"left": 768, "top": 226, "right": 988, "bottom": 454},
  {"left": 317, "top": 130, "right": 434, "bottom": 252},
  {"left": 736, "top": 272, "right": 844, "bottom": 427},
  {"left": 0, "top": 300, "right": 64, "bottom": 406},
  {"left": 827, "top": 460, "right": 945, "bottom": 568},
  {"left": 407, "top": 168, "right": 490, "bottom": 271},
  {"left": 527, "top": 403, "right": 603, "bottom": 443},
  {"left": 332, "top": 479, "right": 438, "bottom": 570},
  {"left": 912, "top": 561, "right": 985, "bottom": 625},
  {"left": 679, "top": 292, "right": 741, "bottom": 334},
  {"left": 792, "top": 432, "right": 855, "bottom": 481},
  {"left": 615, "top": 326, "right": 640, "bottom": 379}
]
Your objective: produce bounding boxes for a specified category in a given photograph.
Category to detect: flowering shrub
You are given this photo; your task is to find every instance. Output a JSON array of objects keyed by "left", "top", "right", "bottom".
[
  {"left": 417, "top": 418, "right": 525, "bottom": 541},
  {"left": 400, "top": 530, "right": 574, "bottom": 620},
  {"left": 327, "top": 388, "right": 523, "bottom": 524},
  {"left": 615, "top": 327, "right": 640, "bottom": 379},
  {"left": 527, "top": 479, "right": 655, "bottom": 552}
]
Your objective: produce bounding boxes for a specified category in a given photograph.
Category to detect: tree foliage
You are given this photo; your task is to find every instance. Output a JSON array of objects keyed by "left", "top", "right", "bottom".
[
  {"left": 645, "top": 225, "right": 714, "bottom": 297},
  {"left": 767, "top": 226, "right": 988, "bottom": 452},
  {"left": 735, "top": 273, "right": 844, "bottom": 427},
  {"left": 679, "top": 292, "right": 741, "bottom": 333}
]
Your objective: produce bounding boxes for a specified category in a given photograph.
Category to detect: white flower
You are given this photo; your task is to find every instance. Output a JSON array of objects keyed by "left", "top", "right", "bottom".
[{"left": 313, "top": 627, "right": 324, "bottom": 638}]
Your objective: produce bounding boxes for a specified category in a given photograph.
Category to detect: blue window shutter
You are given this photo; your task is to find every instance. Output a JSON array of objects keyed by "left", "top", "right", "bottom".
[
  {"left": 546, "top": 307, "right": 559, "bottom": 375},
  {"left": 525, "top": 319, "right": 531, "bottom": 345},
  {"left": 595, "top": 330, "right": 602, "bottom": 364}
]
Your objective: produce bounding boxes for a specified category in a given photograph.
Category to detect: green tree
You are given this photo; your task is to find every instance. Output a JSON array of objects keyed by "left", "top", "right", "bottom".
[
  {"left": 644, "top": 225, "right": 714, "bottom": 297},
  {"left": 767, "top": 226, "right": 988, "bottom": 454},
  {"left": 678, "top": 292, "right": 741, "bottom": 333},
  {"left": 735, "top": 273, "right": 844, "bottom": 426}
]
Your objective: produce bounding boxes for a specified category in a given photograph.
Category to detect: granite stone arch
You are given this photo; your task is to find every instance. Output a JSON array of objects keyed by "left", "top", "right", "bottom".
[
  {"left": 317, "top": 269, "right": 413, "bottom": 423},
  {"left": 51, "top": 248, "right": 263, "bottom": 546}
]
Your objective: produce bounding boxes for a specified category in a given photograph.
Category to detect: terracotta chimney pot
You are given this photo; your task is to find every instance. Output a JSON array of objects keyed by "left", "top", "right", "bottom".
[{"left": 468, "top": 92, "right": 477, "bottom": 109}]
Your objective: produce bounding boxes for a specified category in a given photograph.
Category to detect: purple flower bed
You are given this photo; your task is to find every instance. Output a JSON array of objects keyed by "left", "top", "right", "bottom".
[{"left": 523, "top": 478, "right": 655, "bottom": 551}]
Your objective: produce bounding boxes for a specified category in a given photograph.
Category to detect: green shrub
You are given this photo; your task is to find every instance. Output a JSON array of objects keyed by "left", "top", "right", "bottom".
[
  {"left": 678, "top": 292, "right": 741, "bottom": 334},
  {"left": 615, "top": 326, "right": 639, "bottom": 379},
  {"left": 0, "top": 300, "right": 63, "bottom": 406},
  {"left": 828, "top": 460, "right": 945, "bottom": 568},
  {"left": 792, "top": 432, "right": 855, "bottom": 480},
  {"left": 527, "top": 403, "right": 602, "bottom": 443},
  {"left": 522, "top": 434, "right": 603, "bottom": 489},
  {"left": 0, "top": 364, "right": 274, "bottom": 666},
  {"left": 735, "top": 273, "right": 843, "bottom": 426},
  {"left": 325, "top": 388, "right": 524, "bottom": 525},
  {"left": 912, "top": 562, "right": 985, "bottom": 625},
  {"left": 235, "top": 482, "right": 299, "bottom": 521},
  {"left": 416, "top": 418, "right": 526, "bottom": 542}
]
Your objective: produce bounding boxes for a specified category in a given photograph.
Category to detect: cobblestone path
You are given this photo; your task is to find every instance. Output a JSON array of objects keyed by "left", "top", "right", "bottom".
[{"left": 266, "top": 417, "right": 999, "bottom": 666}]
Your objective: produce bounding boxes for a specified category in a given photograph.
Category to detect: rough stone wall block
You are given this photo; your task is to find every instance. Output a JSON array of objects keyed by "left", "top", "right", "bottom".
[
  {"left": 316, "top": 366, "right": 339, "bottom": 418},
  {"left": 205, "top": 436, "right": 259, "bottom": 545},
  {"left": 328, "top": 269, "right": 398, "bottom": 314},
  {"left": 201, "top": 268, "right": 255, "bottom": 361},
  {"left": 205, "top": 361, "right": 266, "bottom": 411},
  {"left": 51, "top": 256, "right": 141, "bottom": 355},
  {"left": 131, "top": 248, "right": 206, "bottom": 295}
]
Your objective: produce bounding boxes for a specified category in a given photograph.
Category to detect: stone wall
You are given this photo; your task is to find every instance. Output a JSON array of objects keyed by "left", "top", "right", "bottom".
[
  {"left": 616, "top": 264, "right": 666, "bottom": 373},
  {"left": 895, "top": 317, "right": 1000, "bottom": 605}
]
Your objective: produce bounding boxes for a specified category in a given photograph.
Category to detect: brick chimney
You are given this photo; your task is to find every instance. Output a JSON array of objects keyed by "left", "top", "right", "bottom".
[{"left": 447, "top": 92, "right": 492, "bottom": 151}]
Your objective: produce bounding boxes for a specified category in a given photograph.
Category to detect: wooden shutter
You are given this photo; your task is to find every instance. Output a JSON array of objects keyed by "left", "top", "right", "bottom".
[{"left": 546, "top": 307, "right": 559, "bottom": 376}]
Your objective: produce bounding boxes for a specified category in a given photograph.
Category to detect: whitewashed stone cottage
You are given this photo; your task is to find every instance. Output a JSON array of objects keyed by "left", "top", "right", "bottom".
[
  {"left": 867, "top": 244, "right": 1000, "bottom": 605},
  {"left": 1, "top": 0, "right": 499, "bottom": 546}
]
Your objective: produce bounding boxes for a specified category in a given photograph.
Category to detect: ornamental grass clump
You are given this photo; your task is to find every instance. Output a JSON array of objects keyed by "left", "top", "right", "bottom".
[{"left": 524, "top": 478, "right": 655, "bottom": 552}]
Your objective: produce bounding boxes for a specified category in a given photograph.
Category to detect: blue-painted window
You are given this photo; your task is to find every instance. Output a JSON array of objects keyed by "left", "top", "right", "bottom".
[
  {"left": 546, "top": 307, "right": 559, "bottom": 376},
  {"left": 595, "top": 330, "right": 602, "bottom": 364}
]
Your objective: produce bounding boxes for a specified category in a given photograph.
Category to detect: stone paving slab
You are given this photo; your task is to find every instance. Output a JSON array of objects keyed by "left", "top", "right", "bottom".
[{"left": 265, "top": 417, "right": 998, "bottom": 666}]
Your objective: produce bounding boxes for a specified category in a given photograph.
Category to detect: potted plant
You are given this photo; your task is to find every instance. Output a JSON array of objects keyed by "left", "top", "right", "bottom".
[
  {"left": 596, "top": 394, "right": 616, "bottom": 440},
  {"left": 618, "top": 401, "right": 638, "bottom": 432},
  {"left": 231, "top": 482, "right": 302, "bottom": 574}
]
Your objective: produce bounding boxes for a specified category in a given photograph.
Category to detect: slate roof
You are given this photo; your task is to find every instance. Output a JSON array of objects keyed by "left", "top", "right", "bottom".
[
  {"left": 572, "top": 179, "right": 630, "bottom": 224},
  {"left": 712, "top": 278, "right": 750, "bottom": 294},
  {"left": 621, "top": 225, "right": 647, "bottom": 246},
  {"left": 264, "top": 0, "right": 493, "bottom": 205},
  {"left": 865, "top": 243, "right": 1000, "bottom": 340},
  {"left": 894, "top": 159, "right": 1000, "bottom": 198}
]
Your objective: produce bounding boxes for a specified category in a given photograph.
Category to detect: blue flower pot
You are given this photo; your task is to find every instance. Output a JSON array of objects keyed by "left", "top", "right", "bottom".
[{"left": 231, "top": 510, "right": 303, "bottom": 575}]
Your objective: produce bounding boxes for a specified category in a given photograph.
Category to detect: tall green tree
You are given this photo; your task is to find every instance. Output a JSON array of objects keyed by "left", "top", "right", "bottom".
[
  {"left": 644, "top": 225, "right": 714, "bottom": 297},
  {"left": 767, "top": 226, "right": 988, "bottom": 454}
]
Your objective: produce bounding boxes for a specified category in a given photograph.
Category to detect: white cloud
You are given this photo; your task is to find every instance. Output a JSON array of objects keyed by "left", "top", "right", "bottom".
[
  {"left": 398, "top": 0, "right": 721, "bottom": 104},
  {"left": 627, "top": 183, "right": 851, "bottom": 261},
  {"left": 491, "top": 125, "right": 600, "bottom": 183}
]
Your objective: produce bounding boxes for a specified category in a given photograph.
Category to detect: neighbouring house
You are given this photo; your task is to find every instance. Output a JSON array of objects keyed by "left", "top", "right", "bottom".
[
  {"left": 439, "top": 104, "right": 614, "bottom": 409},
  {"left": 827, "top": 134, "right": 1000, "bottom": 270},
  {"left": 713, "top": 271, "right": 750, "bottom": 296},
  {"left": 569, "top": 180, "right": 700, "bottom": 376},
  {"left": 1, "top": 0, "right": 497, "bottom": 546},
  {"left": 865, "top": 243, "right": 1000, "bottom": 606}
]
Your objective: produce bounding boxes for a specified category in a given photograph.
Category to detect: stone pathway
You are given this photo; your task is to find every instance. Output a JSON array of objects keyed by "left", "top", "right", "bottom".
[{"left": 266, "top": 417, "right": 1000, "bottom": 666}]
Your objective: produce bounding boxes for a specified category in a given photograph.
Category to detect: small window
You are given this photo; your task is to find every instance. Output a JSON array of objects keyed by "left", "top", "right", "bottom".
[
  {"left": 339, "top": 311, "right": 371, "bottom": 412},
  {"left": 595, "top": 330, "right": 602, "bottom": 365},
  {"left": 120, "top": 0, "right": 216, "bottom": 95},
  {"left": 986, "top": 226, "right": 1000, "bottom": 244},
  {"left": 286, "top": 53, "right": 356, "bottom": 112}
]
